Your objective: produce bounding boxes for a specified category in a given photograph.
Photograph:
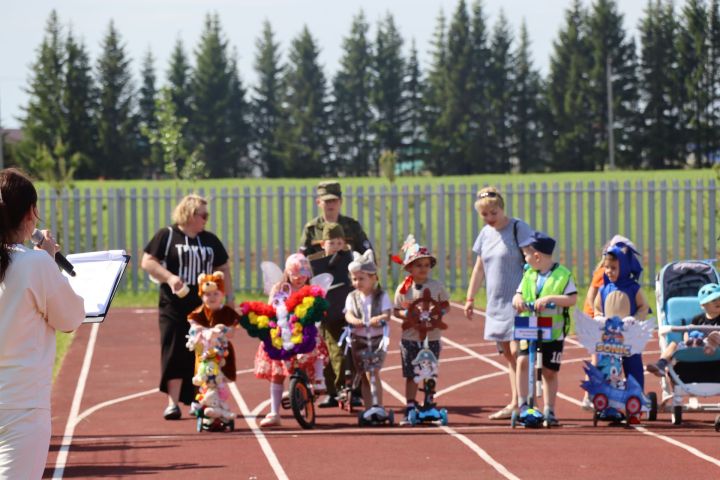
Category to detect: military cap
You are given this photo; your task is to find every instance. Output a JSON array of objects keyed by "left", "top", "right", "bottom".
[
  {"left": 322, "top": 222, "right": 346, "bottom": 240},
  {"left": 317, "top": 181, "right": 342, "bottom": 200}
]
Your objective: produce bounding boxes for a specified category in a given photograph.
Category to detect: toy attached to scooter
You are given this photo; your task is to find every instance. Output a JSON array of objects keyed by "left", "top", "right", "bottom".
[
  {"left": 402, "top": 288, "right": 450, "bottom": 426},
  {"left": 575, "top": 311, "right": 655, "bottom": 426},
  {"left": 511, "top": 302, "right": 554, "bottom": 429}
]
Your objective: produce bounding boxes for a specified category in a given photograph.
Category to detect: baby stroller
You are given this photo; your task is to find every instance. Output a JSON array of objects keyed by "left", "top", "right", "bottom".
[{"left": 655, "top": 260, "right": 720, "bottom": 426}]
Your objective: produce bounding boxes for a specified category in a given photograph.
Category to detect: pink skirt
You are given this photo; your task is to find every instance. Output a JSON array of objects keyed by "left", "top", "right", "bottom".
[{"left": 254, "top": 333, "right": 329, "bottom": 382}]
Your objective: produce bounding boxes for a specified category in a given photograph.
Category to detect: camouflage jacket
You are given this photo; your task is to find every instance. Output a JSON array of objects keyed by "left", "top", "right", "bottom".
[{"left": 299, "top": 214, "right": 371, "bottom": 256}]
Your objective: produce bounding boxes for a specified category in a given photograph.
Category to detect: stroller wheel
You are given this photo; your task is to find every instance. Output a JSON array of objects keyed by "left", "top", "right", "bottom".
[
  {"left": 647, "top": 392, "right": 658, "bottom": 421},
  {"left": 714, "top": 415, "right": 720, "bottom": 432},
  {"left": 671, "top": 406, "right": 682, "bottom": 425}
]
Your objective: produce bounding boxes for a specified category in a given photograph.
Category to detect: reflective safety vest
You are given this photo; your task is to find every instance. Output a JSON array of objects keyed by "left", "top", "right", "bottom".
[{"left": 519, "top": 264, "right": 572, "bottom": 341}]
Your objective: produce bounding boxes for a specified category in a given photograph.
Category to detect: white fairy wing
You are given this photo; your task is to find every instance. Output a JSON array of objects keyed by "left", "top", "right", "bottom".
[
  {"left": 621, "top": 316, "right": 654, "bottom": 355},
  {"left": 574, "top": 309, "right": 605, "bottom": 355},
  {"left": 310, "top": 273, "right": 333, "bottom": 294},
  {"left": 261, "top": 261, "right": 284, "bottom": 296}
]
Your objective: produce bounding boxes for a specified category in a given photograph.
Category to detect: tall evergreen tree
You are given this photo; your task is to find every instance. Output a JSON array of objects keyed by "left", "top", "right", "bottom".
[
  {"left": 467, "top": 0, "right": 493, "bottom": 173},
  {"left": 227, "top": 50, "right": 252, "bottom": 176},
  {"left": 276, "top": 26, "right": 328, "bottom": 177},
  {"left": 424, "top": 10, "right": 448, "bottom": 174},
  {"left": 677, "top": 0, "right": 711, "bottom": 167},
  {"left": 512, "top": 21, "right": 547, "bottom": 172},
  {"left": 547, "top": 0, "right": 595, "bottom": 171},
  {"left": 252, "top": 20, "right": 285, "bottom": 177},
  {"left": 138, "top": 49, "right": 161, "bottom": 175},
  {"left": 399, "top": 41, "right": 428, "bottom": 173},
  {"left": 20, "top": 10, "right": 66, "bottom": 165},
  {"left": 95, "top": 21, "right": 138, "bottom": 178},
  {"left": 372, "top": 13, "right": 405, "bottom": 163},
  {"left": 63, "top": 29, "right": 97, "bottom": 177},
  {"left": 639, "top": 0, "right": 684, "bottom": 168},
  {"left": 166, "top": 39, "right": 193, "bottom": 139},
  {"left": 586, "top": 0, "right": 641, "bottom": 170},
  {"left": 191, "top": 13, "right": 249, "bottom": 176},
  {"left": 332, "top": 11, "right": 373, "bottom": 175},
  {"left": 487, "top": 11, "right": 515, "bottom": 172},
  {"left": 709, "top": 0, "right": 720, "bottom": 159}
]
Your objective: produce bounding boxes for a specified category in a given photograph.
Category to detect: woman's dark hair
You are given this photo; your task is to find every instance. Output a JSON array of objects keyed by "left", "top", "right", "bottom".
[{"left": 0, "top": 168, "right": 38, "bottom": 282}]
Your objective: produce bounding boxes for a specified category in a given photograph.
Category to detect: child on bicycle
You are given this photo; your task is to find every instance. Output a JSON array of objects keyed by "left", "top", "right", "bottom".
[
  {"left": 392, "top": 235, "right": 450, "bottom": 424},
  {"left": 512, "top": 231, "right": 577, "bottom": 426},
  {"left": 647, "top": 283, "right": 720, "bottom": 376},
  {"left": 344, "top": 249, "right": 391, "bottom": 410},
  {"left": 254, "top": 253, "right": 329, "bottom": 427}
]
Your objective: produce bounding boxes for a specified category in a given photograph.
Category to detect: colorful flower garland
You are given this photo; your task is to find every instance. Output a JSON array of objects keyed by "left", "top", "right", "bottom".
[{"left": 238, "top": 284, "right": 329, "bottom": 360}]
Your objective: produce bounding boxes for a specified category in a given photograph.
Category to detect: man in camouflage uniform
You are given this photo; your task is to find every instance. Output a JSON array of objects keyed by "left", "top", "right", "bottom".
[{"left": 299, "top": 181, "right": 372, "bottom": 257}]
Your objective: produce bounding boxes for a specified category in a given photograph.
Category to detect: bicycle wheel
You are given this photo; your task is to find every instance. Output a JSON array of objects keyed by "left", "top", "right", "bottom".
[{"left": 290, "top": 374, "right": 316, "bottom": 429}]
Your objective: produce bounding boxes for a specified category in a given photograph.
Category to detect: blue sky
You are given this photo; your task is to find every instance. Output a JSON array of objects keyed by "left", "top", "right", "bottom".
[{"left": 0, "top": 1, "right": 646, "bottom": 129}]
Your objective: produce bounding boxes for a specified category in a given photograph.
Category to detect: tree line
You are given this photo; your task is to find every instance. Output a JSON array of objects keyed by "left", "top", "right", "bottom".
[{"left": 6, "top": 0, "right": 720, "bottom": 179}]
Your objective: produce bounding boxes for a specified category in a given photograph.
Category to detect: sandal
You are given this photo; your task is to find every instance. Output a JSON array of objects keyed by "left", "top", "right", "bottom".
[{"left": 488, "top": 405, "right": 515, "bottom": 420}]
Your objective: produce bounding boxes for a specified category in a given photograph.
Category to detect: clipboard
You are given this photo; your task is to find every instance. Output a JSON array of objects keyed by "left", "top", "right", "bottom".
[{"left": 63, "top": 250, "right": 131, "bottom": 323}]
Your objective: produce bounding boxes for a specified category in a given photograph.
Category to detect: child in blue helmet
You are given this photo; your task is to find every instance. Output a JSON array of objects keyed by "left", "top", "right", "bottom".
[
  {"left": 592, "top": 242, "right": 650, "bottom": 424},
  {"left": 647, "top": 283, "right": 720, "bottom": 376}
]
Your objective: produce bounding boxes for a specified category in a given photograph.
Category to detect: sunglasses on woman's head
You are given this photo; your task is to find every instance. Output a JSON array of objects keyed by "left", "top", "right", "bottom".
[
  {"left": 195, "top": 212, "right": 209, "bottom": 220},
  {"left": 477, "top": 191, "right": 500, "bottom": 199}
]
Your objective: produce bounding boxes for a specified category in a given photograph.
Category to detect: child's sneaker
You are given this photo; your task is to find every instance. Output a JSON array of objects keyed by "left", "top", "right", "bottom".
[
  {"left": 544, "top": 408, "right": 559, "bottom": 426},
  {"left": 259, "top": 412, "right": 282, "bottom": 428},
  {"left": 646, "top": 358, "right": 669, "bottom": 377},
  {"left": 400, "top": 404, "right": 416, "bottom": 426}
]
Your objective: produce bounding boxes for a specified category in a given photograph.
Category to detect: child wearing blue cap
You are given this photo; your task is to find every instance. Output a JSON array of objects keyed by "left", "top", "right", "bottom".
[
  {"left": 648, "top": 283, "right": 720, "bottom": 376},
  {"left": 511, "top": 231, "right": 578, "bottom": 426}
]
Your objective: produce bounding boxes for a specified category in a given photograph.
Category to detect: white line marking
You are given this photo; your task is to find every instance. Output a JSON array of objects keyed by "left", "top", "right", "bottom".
[
  {"left": 632, "top": 426, "right": 720, "bottom": 468},
  {"left": 252, "top": 399, "right": 272, "bottom": 418},
  {"left": 52, "top": 322, "right": 100, "bottom": 480},
  {"left": 229, "top": 382, "right": 289, "bottom": 480},
  {"left": 74, "top": 388, "right": 159, "bottom": 425},
  {"left": 380, "top": 379, "right": 519, "bottom": 480},
  {"left": 449, "top": 302, "right": 486, "bottom": 317},
  {"left": 436, "top": 371, "right": 507, "bottom": 398}
]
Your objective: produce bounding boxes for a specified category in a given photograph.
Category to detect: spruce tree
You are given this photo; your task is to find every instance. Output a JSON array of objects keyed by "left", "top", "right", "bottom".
[
  {"left": 512, "top": 21, "right": 547, "bottom": 172},
  {"left": 372, "top": 13, "right": 405, "bottom": 165},
  {"left": 547, "top": 0, "right": 594, "bottom": 171},
  {"left": 677, "top": 0, "right": 711, "bottom": 167},
  {"left": 487, "top": 11, "right": 515, "bottom": 173},
  {"left": 467, "top": 0, "right": 493, "bottom": 173},
  {"left": 332, "top": 11, "right": 373, "bottom": 175},
  {"left": 399, "top": 41, "right": 428, "bottom": 174},
  {"left": 709, "top": 0, "right": 720, "bottom": 158},
  {"left": 95, "top": 21, "right": 138, "bottom": 178},
  {"left": 424, "top": 10, "right": 448, "bottom": 175},
  {"left": 276, "top": 26, "right": 328, "bottom": 177},
  {"left": 252, "top": 20, "right": 285, "bottom": 177},
  {"left": 191, "top": 13, "right": 249, "bottom": 176},
  {"left": 166, "top": 39, "right": 193, "bottom": 141},
  {"left": 639, "top": 0, "right": 684, "bottom": 168},
  {"left": 138, "top": 49, "right": 161, "bottom": 175},
  {"left": 586, "top": 0, "right": 641, "bottom": 170},
  {"left": 227, "top": 51, "right": 252, "bottom": 176},
  {"left": 63, "top": 29, "right": 97, "bottom": 178},
  {"left": 20, "top": 10, "right": 66, "bottom": 167}
]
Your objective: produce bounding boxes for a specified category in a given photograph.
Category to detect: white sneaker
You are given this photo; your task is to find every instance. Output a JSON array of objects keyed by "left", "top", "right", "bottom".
[{"left": 259, "top": 413, "right": 282, "bottom": 428}]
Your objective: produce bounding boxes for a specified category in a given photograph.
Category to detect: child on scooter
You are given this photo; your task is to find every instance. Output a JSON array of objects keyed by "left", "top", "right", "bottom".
[
  {"left": 512, "top": 231, "right": 577, "bottom": 426},
  {"left": 344, "top": 250, "right": 391, "bottom": 417},
  {"left": 392, "top": 235, "right": 450, "bottom": 425}
]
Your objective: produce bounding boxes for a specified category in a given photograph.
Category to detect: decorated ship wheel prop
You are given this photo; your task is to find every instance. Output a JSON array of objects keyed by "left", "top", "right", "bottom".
[{"left": 402, "top": 288, "right": 449, "bottom": 340}]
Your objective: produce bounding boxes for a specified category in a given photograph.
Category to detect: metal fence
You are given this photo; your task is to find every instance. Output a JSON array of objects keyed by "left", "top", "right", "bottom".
[{"left": 36, "top": 179, "right": 718, "bottom": 294}]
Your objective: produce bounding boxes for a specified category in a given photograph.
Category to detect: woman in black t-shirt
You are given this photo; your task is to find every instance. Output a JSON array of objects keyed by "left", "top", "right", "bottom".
[{"left": 141, "top": 194, "right": 233, "bottom": 420}]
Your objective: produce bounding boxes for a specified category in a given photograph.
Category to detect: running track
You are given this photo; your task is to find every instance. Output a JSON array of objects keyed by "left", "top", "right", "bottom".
[{"left": 44, "top": 305, "right": 720, "bottom": 479}]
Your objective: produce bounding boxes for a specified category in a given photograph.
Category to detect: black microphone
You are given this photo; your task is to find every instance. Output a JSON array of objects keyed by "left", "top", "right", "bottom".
[{"left": 31, "top": 229, "right": 76, "bottom": 277}]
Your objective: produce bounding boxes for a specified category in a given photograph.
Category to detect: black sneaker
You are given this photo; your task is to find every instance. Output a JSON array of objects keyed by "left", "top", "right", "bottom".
[
  {"left": 318, "top": 395, "right": 339, "bottom": 408},
  {"left": 646, "top": 359, "right": 668, "bottom": 377},
  {"left": 163, "top": 404, "right": 181, "bottom": 420}
]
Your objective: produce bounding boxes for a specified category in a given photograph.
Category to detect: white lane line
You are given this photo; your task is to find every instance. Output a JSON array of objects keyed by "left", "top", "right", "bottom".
[
  {"left": 450, "top": 302, "right": 486, "bottom": 317},
  {"left": 252, "top": 399, "right": 272, "bottom": 418},
  {"left": 632, "top": 426, "right": 720, "bottom": 468},
  {"left": 381, "top": 379, "right": 520, "bottom": 480},
  {"left": 52, "top": 322, "right": 100, "bottom": 480},
  {"left": 74, "top": 388, "right": 159, "bottom": 425},
  {"left": 229, "top": 382, "right": 289, "bottom": 480},
  {"left": 436, "top": 371, "right": 507, "bottom": 398},
  {"left": 445, "top": 303, "right": 720, "bottom": 466}
]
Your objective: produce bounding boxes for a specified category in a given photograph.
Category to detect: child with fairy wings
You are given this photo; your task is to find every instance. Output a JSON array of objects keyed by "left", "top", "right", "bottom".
[{"left": 252, "top": 254, "right": 329, "bottom": 428}]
